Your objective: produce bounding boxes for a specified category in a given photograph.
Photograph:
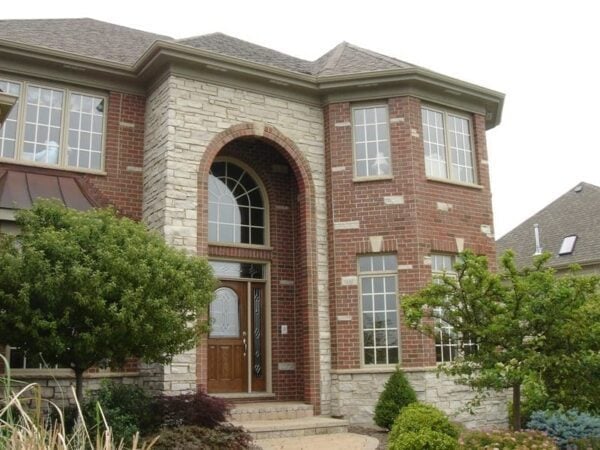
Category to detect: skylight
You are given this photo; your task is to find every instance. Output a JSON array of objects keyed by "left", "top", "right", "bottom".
[{"left": 558, "top": 235, "right": 577, "bottom": 255}]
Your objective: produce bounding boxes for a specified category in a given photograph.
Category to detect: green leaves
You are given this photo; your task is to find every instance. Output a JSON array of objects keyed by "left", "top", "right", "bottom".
[
  {"left": 401, "top": 250, "right": 600, "bottom": 427},
  {"left": 0, "top": 200, "right": 216, "bottom": 377}
]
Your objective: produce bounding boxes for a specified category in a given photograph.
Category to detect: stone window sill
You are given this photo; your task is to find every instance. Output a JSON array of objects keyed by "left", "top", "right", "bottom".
[{"left": 426, "top": 176, "right": 483, "bottom": 190}]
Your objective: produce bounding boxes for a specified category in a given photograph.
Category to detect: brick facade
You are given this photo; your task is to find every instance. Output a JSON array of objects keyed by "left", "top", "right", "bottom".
[{"left": 0, "top": 30, "right": 507, "bottom": 427}]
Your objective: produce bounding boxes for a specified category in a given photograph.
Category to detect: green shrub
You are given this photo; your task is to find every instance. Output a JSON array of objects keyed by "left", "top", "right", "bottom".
[
  {"left": 83, "top": 381, "right": 158, "bottom": 443},
  {"left": 459, "top": 429, "right": 558, "bottom": 449},
  {"left": 151, "top": 425, "right": 252, "bottom": 449},
  {"left": 373, "top": 367, "right": 417, "bottom": 430},
  {"left": 389, "top": 429, "right": 458, "bottom": 450},
  {"left": 389, "top": 402, "right": 459, "bottom": 442},
  {"left": 570, "top": 436, "right": 600, "bottom": 449},
  {"left": 527, "top": 410, "right": 600, "bottom": 449}
]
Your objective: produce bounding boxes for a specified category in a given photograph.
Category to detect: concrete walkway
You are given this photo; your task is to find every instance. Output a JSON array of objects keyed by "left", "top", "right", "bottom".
[{"left": 254, "top": 432, "right": 379, "bottom": 450}]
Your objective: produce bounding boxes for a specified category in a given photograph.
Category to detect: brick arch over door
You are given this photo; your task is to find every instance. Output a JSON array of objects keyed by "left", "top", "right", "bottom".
[{"left": 197, "top": 122, "right": 322, "bottom": 412}]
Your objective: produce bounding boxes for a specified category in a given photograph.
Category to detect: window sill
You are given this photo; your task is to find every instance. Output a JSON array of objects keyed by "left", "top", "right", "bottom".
[
  {"left": 7, "top": 369, "right": 139, "bottom": 379},
  {"left": 331, "top": 366, "right": 437, "bottom": 375},
  {"left": 208, "top": 242, "right": 273, "bottom": 251},
  {"left": 426, "top": 177, "right": 483, "bottom": 190},
  {"left": 353, "top": 175, "right": 394, "bottom": 183},
  {"left": 0, "top": 158, "right": 107, "bottom": 176}
]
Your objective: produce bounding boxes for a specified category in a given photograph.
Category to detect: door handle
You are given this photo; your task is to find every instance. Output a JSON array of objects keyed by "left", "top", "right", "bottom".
[{"left": 242, "top": 331, "right": 247, "bottom": 356}]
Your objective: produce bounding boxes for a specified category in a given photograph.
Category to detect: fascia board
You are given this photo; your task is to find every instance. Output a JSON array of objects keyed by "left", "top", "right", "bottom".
[{"left": 0, "top": 39, "right": 134, "bottom": 76}]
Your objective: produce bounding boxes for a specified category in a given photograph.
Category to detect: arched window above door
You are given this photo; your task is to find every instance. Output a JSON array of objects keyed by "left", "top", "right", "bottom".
[{"left": 208, "top": 160, "right": 266, "bottom": 245}]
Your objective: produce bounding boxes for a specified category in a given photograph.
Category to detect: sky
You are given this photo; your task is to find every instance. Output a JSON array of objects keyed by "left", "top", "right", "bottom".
[{"left": 5, "top": 1, "right": 599, "bottom": 238}]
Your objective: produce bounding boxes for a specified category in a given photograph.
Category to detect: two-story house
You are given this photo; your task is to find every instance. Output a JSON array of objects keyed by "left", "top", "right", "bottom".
[{"left": 0, "top": 18, "right": 506, "bottom": 427}]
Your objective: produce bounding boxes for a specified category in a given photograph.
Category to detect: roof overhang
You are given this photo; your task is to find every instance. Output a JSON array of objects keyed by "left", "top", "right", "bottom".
[
  {"left": 0, "top": 38, "right": 505, "bottom": 129},
  {"left": 0, "top": 91, "right": 18, "bottom": 124}
]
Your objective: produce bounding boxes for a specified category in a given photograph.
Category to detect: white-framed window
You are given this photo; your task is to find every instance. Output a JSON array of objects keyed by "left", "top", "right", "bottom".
[
  {"left": 358, "top": 254, "right": 399, "bottom": 365},
  {"left": 352, "top": 105, "right": 391, "bottom": 178},
  {"left": 208, "top": 160, "right": 266, "bottom": 246},
  {"left": 421, "top": 106, "right": 475, "bottom": 184},
  {"left": 0, "top": 78, "right": 106, "bottom": 171},
  {"left": 431, "top": 254, "right": 477, "bottom": 363}
]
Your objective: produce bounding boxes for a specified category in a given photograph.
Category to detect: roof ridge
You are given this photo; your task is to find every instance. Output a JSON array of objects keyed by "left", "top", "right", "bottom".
[
  {"left": 178, "top": 32, "right": 311, "bottom": 64},
  {"left": 344, "top": 42, "right": 412, "bottom": 69},
  {"left": 315, "top": 42, "right": 349, "bottom": 74}
]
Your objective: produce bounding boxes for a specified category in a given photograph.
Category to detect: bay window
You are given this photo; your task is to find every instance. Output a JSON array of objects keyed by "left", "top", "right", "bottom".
[{"left": 0, "top": 78, "right": 106, "bottom": 171}]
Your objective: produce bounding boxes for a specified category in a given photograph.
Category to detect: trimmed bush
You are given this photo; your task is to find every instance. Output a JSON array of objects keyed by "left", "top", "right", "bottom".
[
  {"left": 527, "top": 410, "right": 600, "bottom": 449},
  {"left": 155, "top": 391, "right": 230, "bottom": 429},
  {"left": 460, "top": 429, "right": 558, "bottom": 449},
  {"left": 83, "top": 381, "right": 158, "bottom": 442},
  {"left": 373, "top": 367, "right": 417, "bottom": 430},
  {"left": 151, "top": 425, "right": 252, "bottom": 450},
  {"left": 389, "top": 402, "right": 459, "bottom": 441},
  {"left": 389, "top": 429, "right": 459, "bottom": 450}
]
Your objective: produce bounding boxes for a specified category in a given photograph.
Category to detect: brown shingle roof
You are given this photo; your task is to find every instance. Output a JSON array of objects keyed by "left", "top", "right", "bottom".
[
  {"left": 0, "top": 18, "right": 172, "bottom": 65},
  {"left": 496, "top": 182, "right": 600, "bottom": 268},
  {"left": 0, "top": 19, "right": 417, "bottom": 76}
]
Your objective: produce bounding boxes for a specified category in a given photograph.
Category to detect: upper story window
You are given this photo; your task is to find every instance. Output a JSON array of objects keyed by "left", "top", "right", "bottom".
[
  {"left": 358, "top": 254, "right": 399, "bottom": 366},
  {"left": 421, "top": 106, "right": 475, "bottom": 184},
  {"left": 353, "top": 105, "right": 391, "bottom": 178},
  {"left": 208, "top": 160, "right": 266, "bottom": 246},
  {"left": 0, "top": 78, "right": 106, "bottom": 171}
]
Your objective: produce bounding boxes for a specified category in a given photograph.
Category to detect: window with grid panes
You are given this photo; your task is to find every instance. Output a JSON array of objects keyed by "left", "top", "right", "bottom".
[
  {"left": 208, "top": 161, "right": 266, "bottom": 246},
  {"left": 421, "top": 107, "right": 475, "bottom": 184},
  {"left": 358, "top": 254, "right": 399, "bottom": 365},
  {"left": 0, "top": 78, "right": 106, "bottom": 171},
  {"left": 353, "top": 105, "right": 391, "bottom": 178},
  {"left": 431, "top": 254, "right": 478, "bottom": 362}
]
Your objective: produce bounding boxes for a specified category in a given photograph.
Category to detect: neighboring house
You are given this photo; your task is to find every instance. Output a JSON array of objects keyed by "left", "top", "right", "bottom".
[
  {"left": 497, "top": 182, "right": 600, "bottom": 274},
  {"left": 0, "top": 18, "right": 507, "bottom": 427}
]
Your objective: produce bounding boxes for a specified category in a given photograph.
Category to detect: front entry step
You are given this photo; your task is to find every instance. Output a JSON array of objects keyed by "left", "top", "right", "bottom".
[
  {"left": 230, "top": 402, "right": 313, "bottom": 421},
  {"left": 229, "top": 401, "right": 348, "bottom": 439},
  {"left": 231, "top": 416, "right": 349, "bottom": 439}
]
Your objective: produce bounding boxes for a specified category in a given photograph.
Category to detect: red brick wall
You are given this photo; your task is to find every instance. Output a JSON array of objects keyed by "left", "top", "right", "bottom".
[
  {"left": 0, "top": 90, "right": 145, "bottom": 220},
  {"left": 325, "top": 96, "right": 496, "bottom": 370}
]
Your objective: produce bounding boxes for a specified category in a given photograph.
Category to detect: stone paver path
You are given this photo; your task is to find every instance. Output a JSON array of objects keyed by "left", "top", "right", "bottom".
[{"left": 254, "top": 432, "right": 379, "bottom": 450}]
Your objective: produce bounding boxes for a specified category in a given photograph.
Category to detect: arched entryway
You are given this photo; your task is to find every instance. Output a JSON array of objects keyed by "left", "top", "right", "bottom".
[{"left": 196, "top": 124, "right": 321, "bottom": 411}]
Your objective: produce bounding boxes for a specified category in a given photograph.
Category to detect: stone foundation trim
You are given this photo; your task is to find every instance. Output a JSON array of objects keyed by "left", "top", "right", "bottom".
[
  {"left": 9, "top": 370, "right": 139, "bottom": 379},
  {"left": 334, "top": 220, "right": 360, "bottom": 230}
]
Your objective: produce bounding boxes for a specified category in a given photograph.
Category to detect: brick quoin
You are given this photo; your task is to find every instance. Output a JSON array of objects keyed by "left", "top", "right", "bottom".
[{"left": 325, "top": 96, "right": 496, "bottom": 371}]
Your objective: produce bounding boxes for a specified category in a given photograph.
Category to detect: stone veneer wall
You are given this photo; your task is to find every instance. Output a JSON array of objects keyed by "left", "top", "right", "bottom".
[
  {"left": 330, "top": 369, "right": 509, "bottom": 428},
  {"left": 143, "top": 76, "right": 330, "bottom": 410},
  {"left": 3, "top": 373, "right": 139, "bottom": 406}
]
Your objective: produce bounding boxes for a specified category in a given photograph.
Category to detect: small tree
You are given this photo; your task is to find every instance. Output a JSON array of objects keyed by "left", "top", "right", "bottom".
[
  {"left": 402, "top": 250, "right": 600, "bottom": 430},
  {"left": 374, "top": 367, "right": 417, "bottom": 430},
  {"left": 0, "top": 200, "right": 216, "bottom": 401}
]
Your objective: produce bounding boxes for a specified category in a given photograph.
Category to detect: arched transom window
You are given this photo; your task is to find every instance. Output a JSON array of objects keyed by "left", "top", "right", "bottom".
[{"left": 208, "top": 160, "right": 265, "bottom": 245}]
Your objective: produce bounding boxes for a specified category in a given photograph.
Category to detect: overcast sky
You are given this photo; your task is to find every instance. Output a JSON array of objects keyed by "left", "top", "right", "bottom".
[{"left": 5, "top": 1, "right": 599, "bottom": 238}]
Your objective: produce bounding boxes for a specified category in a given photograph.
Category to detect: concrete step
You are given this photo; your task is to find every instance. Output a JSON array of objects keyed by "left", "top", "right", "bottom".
[
  {"left": 231, "top": 416, "right": 349, "bottom": 439},
  {"left": 254, "top": 432, "right": 379, "bottom": 450},
  {"left": 230, "top": 401, "right": 314, "bottom": 421}
]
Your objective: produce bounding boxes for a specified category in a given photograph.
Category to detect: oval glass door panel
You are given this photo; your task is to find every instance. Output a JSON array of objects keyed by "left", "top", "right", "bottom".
[{"left": 210, "top": 287, "right": 240, "bottom": 338}]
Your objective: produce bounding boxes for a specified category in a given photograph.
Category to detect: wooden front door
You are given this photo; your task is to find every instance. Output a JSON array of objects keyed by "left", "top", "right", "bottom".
[{"left": 207, "top": 281, "right": 248, "bottom": 392}]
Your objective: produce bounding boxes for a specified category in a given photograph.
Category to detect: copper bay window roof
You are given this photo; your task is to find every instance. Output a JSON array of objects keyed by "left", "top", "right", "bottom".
[{"left": 0, "top": 169, "right": 99, "bottom": 213}]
